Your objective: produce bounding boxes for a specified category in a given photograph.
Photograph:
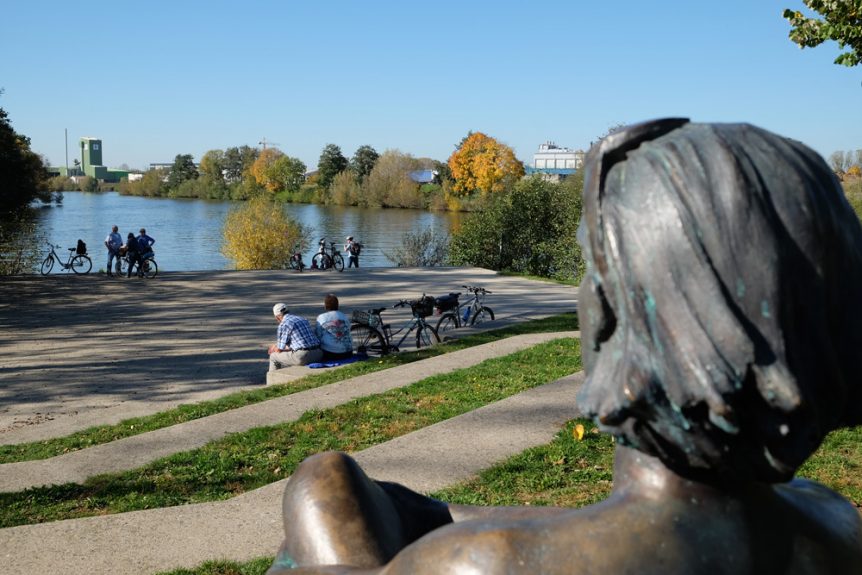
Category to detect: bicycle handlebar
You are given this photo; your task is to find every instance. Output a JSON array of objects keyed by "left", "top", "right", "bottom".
[{"left": 462, "top": 285, "right": 491, "bottom": 294}]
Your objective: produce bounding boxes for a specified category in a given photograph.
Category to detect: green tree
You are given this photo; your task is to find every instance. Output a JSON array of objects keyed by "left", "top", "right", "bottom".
[
  {"left": 450, "top": 174, "right": 584, "bottom": 282},
  {"left": 431, "top": 159, "right": 452, "bottom": 183},
  {"left": 166, "top": 154, "right": 198, "bottom": 190},
  {"left": 0, "top": 97, "right": 50, "bottom": 213},
  {"left": 223, "top": 145, "right": 258, "bottom": 183},
  {"left": 317, "top": 144, "right": 349, "bottom": 188},
  {"left": 199, "top": 150, "right": 226, "bottom": 184},
  {"left": 270, "top": 155, "right": 307, "bottom": 194},
  {"left": 221, "top": 195, "right": 310, "bottom": 269},
  {"left": 784, "top": 1, "right": 862, "bottom": 66},
  {"left": 350, "top": 145, "right": 380, "bottom": 182},
  {"left": 197, "top": 150, "right": 228, "bottom": 199}
]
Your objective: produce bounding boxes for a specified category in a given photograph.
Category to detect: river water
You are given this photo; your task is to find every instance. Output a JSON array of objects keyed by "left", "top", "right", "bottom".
[{"left": 34, "top": 192, "right": 459, "bottom": 271}]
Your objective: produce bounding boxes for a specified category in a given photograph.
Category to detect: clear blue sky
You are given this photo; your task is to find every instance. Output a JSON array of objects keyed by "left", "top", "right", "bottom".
[{"left": 2, "top": 0, "right": 859, "bottom": 171}]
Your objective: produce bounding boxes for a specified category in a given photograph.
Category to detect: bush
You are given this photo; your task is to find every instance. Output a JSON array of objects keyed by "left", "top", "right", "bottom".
[
  {"left": 0, "top": 212, "right": 44, "bottom": 275},
  {"left": 386, "top": 227, "right": 449, "bottom": 267},
  {"left": 844, "top": 177, "right": 862, "bottom": 221},
  {"left": 221, "top": 195, "right": 310, "bottom": 269},
  {"left": 449, "top": 175, "right": 584, "bottom": 282}
]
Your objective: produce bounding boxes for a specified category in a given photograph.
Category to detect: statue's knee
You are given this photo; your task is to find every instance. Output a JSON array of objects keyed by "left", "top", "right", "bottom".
[{"left": 284, "top": 451, "right": 366, "bottom": 511}]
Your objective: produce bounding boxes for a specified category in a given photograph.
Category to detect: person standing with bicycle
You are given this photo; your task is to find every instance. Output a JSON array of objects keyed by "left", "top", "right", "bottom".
[
  {"left": 124, "top": 232, "right": 143, "bottom": 278},
  {"left": 344, "top": 236, "right": 360, "bottom": 268},
  {"left": 104, "top": 225, "right": 122, "bottom": 277},
  {"left": 137, "top": 228, "right": 156, "bottom": 260}
]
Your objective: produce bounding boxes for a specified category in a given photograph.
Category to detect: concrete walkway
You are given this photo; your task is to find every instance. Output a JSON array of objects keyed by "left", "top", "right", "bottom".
[
  {"left": 0, "top": 372, "right": 585, "bottom": 575},
  {"left": 0, "top": 267, "right": 577, "bottom": 444},
  {"left": 0, "top": 332, "right": 578, "bottom": 492}
]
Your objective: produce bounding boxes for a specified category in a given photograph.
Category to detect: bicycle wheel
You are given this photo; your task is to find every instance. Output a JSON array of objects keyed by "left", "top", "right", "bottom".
[
  {"left": 289, "top": 257, "right": 302, "bottom": 272},
  {"left": 332, "top": 253, "right": 344, "bottom": 272},
  {"left": 70, "top": 255, "right": 92, "bottom": 274},
  {"left": 312, "top": 253, "right": 331, "bottom": 270},
  {"left": 350, "top": 324, "right": 387, "bottom": 356},
  {"left": 142, "top": 258, "right": 158, "bottom": 279},
  {"left": 470, "top": 306, "right": 495, "bottom": 326},
  {"left": 415, "top": 323, "right": 440, "bottom": 349},
  {"left": 40, "top": 255, "right": 54, "bottom": 275},
  {"left": 435, "top": 312, "right": 458, "bottom": 334}
]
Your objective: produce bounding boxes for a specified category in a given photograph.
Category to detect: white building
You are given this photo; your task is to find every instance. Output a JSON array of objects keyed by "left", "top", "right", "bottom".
[{"left": 526, "top": 141, "right": 585, "bottom": 181}]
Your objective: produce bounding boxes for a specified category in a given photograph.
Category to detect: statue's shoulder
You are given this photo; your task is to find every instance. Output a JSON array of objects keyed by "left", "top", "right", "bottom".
[{"left": 773, "top": 478, "right": 862, "bottom": 572}]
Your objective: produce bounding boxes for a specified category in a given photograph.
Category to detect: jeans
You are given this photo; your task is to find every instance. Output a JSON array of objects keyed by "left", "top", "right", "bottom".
[
  {"left": 127, "top": 253, "right": 143, "bottom": 277},
  {"left": 107, "top": 250, "right": 121, "bottom": 274},
  {"left": 348, "top": 255, "right": 359, "bottom": 268}
]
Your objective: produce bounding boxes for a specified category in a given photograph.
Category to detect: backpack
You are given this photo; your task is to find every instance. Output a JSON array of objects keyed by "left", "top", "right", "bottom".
[
  {"left": 350, "top": 242, "right": 362, "bottom": 256},
  {"left": 76, "top": 239, "right": 87, "bottom": 255}
]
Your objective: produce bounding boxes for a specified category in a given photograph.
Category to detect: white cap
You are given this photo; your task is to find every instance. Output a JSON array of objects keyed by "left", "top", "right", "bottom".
[
  {"left": 346, "top": 236, "right": 353, "bottom": 240},
  {"left": 272, "top": 303, "right": 288, "bottom": 317}
]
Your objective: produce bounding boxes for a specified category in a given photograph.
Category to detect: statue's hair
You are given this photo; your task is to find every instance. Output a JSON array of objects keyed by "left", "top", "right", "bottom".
[{"left": 576, "top": 119, "right": 862, "bottom": 482}]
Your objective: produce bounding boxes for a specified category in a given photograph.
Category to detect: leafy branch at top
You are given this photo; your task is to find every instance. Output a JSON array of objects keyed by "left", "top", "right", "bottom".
[{"left": 784, "top": 1, "right": 862, "bottom": 66}]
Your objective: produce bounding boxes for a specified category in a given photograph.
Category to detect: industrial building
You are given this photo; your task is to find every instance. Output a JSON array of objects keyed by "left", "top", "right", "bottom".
[{"left": 49, "top": 137, "right": 130, "bottom": 182}]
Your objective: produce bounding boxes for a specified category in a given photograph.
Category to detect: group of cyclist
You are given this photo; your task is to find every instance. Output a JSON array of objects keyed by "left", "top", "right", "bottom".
[{"left": 104, "top": 225, "right": 155, "bottom": 278}]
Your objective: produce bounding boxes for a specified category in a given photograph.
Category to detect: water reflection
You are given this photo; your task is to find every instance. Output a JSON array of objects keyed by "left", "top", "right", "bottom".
[{"left": 34, "top": 192, "right": 459, "bottom": 271}]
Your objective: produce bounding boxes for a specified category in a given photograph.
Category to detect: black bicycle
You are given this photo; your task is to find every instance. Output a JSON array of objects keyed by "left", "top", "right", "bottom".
[
  {"left": 120, "top": 252, "right": 159, "bottom": 278},
  {"left": 311, "top": 238, "right": 344, "bottom": 272},
  {"left": 434, "top": 285, "right": 495, "bottom": 334},
  {"left": 40, "top": 241, "right": 92, "bottom": 275},
  {"left": 350, "top": 296, "right": 440, "bottom": 355}
]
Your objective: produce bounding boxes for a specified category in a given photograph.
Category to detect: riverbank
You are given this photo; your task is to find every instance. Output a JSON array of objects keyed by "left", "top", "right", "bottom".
[{"left": 0, "top": 267, "right": 577, "bottom": 444}]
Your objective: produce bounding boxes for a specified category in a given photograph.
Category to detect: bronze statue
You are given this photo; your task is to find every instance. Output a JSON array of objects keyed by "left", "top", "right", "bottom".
[{"left": 267, "top": 119, "right": 862, "bottom": 574}]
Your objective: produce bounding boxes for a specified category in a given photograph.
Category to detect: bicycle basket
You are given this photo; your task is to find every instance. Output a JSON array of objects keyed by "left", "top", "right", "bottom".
[
  {"left": 434, "top": 293, "right": 459, "bottom": 312},
  {"left": 412, "top": 296, "right": 435, "bottom": 318},
  {"left": 352, "top": 309, "right": 380, "bottom": 328}
]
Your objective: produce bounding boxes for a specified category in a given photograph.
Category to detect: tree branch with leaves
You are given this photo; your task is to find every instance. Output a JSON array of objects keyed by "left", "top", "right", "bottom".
[{"left": 784, "top": 1, "right": 862, "bottom": 66}]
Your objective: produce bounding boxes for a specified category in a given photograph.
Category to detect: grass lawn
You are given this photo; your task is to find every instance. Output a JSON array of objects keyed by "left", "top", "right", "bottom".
[
  {"left": 0, "top": 313, "right": 578, "bottom": 464},
  {"left": 0, "top": 338, "right": 581, "bottom": 528}
]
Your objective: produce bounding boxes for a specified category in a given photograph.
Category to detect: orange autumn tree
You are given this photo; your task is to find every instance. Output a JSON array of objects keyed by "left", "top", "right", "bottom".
[
  {"left": 448, "top": 132, "right": 524, "bottom": 196},
  {"left": 250, "top": 147, "right": 285, "bottom": 193}
]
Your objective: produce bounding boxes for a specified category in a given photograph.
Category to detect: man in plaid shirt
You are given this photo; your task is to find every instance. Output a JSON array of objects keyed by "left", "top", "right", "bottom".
[{"left": 268, "top": 303, "right": 323, "bottom": 370}]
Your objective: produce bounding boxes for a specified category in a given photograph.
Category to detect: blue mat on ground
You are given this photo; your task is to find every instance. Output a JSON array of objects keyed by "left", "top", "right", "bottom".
[{"left": 307, "top": 354, "right": 368, "bottom": 369}]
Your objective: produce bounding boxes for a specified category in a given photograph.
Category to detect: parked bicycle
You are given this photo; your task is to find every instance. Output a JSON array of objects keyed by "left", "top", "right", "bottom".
[
  {"left": 288, "top": 245, "right": 305, "bottom": 272},
  {"left": 434, "top": 285, "right": 495, "bottom": 334},
  {"left": 40, "top": 241, "right": 92, "bottom": 275},
  {"left": 120, "top": 252, "right": 159, "bottom": 278},
  {"left": 350, "top": 295, "right": 440, "bottom": 355},
  {"left": 311, "top": 238, "right": 344, "bottom": 272}
]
